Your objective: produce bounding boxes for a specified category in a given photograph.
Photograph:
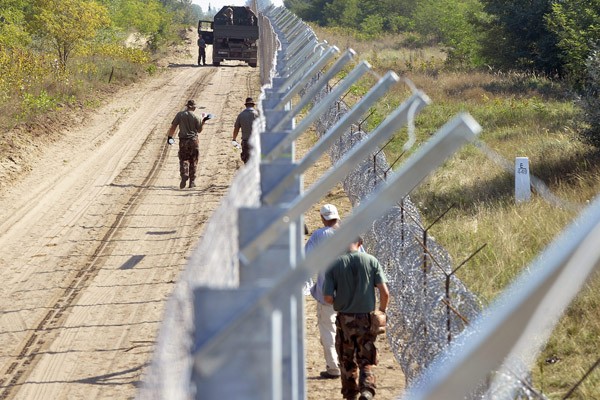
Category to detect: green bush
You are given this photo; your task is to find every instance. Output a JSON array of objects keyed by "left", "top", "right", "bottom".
[
  {"left": 412, "top": 0, "right": 485, "bottom": 67},
  {"left": 22, "top": 90, "right": 58, "bottom": 112},
  {"left": 359, "top": 14, "right": 384, "bottom": 38},
  {"left": 578, "top": 49, "right": 600, "bottom": 146},
  {"left": 546, "top": 0, "right": 600, "bottom": 87}
]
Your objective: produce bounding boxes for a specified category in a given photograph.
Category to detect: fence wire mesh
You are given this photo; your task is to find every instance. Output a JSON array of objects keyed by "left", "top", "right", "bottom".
[
  {"left": 258, "top": 6, "right": 278, "bottom": 86},
  {"left": 311, "top": 84, "right": 540, "bottom": 398}
]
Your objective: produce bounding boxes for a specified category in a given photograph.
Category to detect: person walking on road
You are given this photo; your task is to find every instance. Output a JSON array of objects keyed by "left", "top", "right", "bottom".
[
  {"left": 167, "top": 99, "right": 211, "bottom": 189},
  {"left": 306, "top": 204, "right": 342, "bottom": 380},
  {"left": 232, "top": 97, "right": 259, "bottom": 164},
  {"left": 323, "top": 237, "right": 390, "bottom": 400},
  {"left": 197, "top": 36, "right": 207, "bottom": 66}
]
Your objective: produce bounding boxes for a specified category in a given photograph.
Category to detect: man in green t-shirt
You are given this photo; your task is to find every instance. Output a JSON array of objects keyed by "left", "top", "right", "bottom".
[{"left": 323, "top": 237, "right": 389, "bottom": 400}]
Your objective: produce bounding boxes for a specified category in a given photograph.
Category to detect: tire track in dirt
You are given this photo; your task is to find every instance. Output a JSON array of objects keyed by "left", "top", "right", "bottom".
[
  {"left": 0, "top": 125, "right": 173, "bottom": 399},
  {"left": 0, "top": 30, "right": 257, "bottom": 399}
]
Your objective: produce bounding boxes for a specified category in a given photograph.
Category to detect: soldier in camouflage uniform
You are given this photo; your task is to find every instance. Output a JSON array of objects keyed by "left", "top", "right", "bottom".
[
  {"left": 323, "top": 237, "right": 389, "bottom": 400},
  {"left": 167, "top": 100, "right": 210, "bottom": 189}
]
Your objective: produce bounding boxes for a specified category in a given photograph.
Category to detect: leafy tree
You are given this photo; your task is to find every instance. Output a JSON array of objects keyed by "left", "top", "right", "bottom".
[
  {"left": 284, "top": 0, "right": 330, "bottom": 25},
  {"left": 190, "top": 4, "right": 208, "bottom": 20},
  {"left": 578, "top": 48, "right": 600, "bottom": 146},
  {"left": 281, "top": 0, "right": 433, "bottom": 36},
  {"left": 546, "top": 0, "right": 600, "bottom": 85},
  {"left": 31, "top": 0, "right": 110, "bottom": 69},
  {"left": 323, "top": 0, "right": 360, "bottom": 28},
  {"left": 111, "top": 0, "right": 168, "bottom": 35},
  {"left": 155, "top": 0, "right": 196, "bottom": 26},
  {"left": 0, "top": 0, "right": 32, "bottom": 47},
  {"left": 360, "top": 14, "right": 384, "bottom": 38},
  {"left": 412, "top": 0, "right": 484, "bottom": 65},
  {"left": 356, "top": 0, "right": 417, "bottom": 30},
  {"left": 478, "top": 0, "right": 561, "bottom": 74},
  {"left": 376, "top": 0, "right": 417, "bottom": 31}
]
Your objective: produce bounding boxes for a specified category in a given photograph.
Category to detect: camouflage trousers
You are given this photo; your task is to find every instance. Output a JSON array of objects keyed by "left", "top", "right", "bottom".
[
  {"left": 335, "top": 313, "right": 378, "bottom": 399},
  {"left": 241, "top": 139, "right": 252, "bottom": 164},
  {"left": 178, "top": 137, "right": 199, "bottom": 180}
]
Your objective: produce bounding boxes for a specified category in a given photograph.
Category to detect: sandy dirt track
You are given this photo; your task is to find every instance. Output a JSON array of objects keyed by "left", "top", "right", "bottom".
[
  {"left": 0, "top": 30, "right": 405, "bottom": 400},
  {"left": 0, "top": 31, "right": 254, "bottom": 399}
]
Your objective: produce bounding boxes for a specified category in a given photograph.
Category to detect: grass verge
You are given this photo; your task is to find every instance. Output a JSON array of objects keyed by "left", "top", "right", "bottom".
[{"left": 312, "top": 25, "right": 600, "bottom": 398}]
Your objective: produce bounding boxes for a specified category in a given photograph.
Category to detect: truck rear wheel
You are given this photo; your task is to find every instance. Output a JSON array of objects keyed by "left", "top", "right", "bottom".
[
  {"left": 248, "top": 61, "right": 257, "bottom": 68},
  {"left": 213, "top": 61, "right": 221, "bottom": 66}
]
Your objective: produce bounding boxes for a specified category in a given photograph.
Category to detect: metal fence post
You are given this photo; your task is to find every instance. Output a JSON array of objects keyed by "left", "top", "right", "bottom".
[
  {"left": 242, "top": 92, "right": 433, "bottom": 263},
  {"left": 263, "top": 72, "right": 416, "bottom": 204},
  {"left": 191, "top": 114, "right": 482, "bottom": 382},
  {"left": 276, "top": 46, "right": 342, "bottom": 109},
  {"left": 269, "top": 49, "right": 355, "bottom": 131},
  {"left": 192, "top": 286, "right": 282, "bottom": 400},
  {"left": 247, "top": 22, "right": 308, "bottom": 398},
  {"left": 268, "top": 61, "right": 371, "bottom": 145}
]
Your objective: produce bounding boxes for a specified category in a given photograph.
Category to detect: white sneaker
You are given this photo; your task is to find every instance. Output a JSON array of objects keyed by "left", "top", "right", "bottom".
[{"left": 302, "top": 279, "right": 313, "bottom": 296}]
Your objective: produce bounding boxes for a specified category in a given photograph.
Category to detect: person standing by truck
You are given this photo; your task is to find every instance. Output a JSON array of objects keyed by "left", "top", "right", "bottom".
[
  {"left": 202, "top": 5, "right": 259, "bottom": 67},
  {"left": 197, "top": 36, "right": 206, "bottom": 66},
  {"left": 232, "top": 97, "right": 259, "bottom": 164}
]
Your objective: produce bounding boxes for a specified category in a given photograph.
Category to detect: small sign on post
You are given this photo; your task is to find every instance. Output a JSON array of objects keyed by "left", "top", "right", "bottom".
[{"left": 515, "top": 156, "right": 531, "bottom": 203}]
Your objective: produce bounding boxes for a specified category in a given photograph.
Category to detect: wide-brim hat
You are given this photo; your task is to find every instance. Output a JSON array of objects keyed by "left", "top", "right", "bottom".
[
  {"left": 244, "top": 97, "right": 255, "bottom": 106},
  {"left": 186, "top": 99, "right": 197, "bottom": 108}
]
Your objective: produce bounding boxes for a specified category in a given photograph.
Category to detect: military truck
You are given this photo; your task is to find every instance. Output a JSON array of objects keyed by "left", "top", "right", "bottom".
[{"left": 198, "top": 6, "right": 259, "bottom": 68}]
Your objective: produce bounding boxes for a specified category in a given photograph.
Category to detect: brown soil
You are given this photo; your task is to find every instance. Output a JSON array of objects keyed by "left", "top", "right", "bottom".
[{"left": 0, "top": 28, "right": 405, "bottom": 399}]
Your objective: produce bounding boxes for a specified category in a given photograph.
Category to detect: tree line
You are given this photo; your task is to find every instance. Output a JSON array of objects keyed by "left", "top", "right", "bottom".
[
  {"left": 284, "top": 0, "right": 600, "bottom": 143},
  {"left": 0, "top": 0, "right": 217, "bottom": 123},
  {"left": 0, "top": 0, "right": 214, "bottom": 68}
]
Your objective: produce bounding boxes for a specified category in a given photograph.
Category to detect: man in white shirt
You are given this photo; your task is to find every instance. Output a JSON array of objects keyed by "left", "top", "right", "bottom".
[{"left": 306, "top": 204, "right": 342, "bottom": 379}]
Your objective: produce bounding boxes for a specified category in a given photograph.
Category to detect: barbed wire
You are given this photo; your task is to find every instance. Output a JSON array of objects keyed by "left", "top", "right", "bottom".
[{"left": 311, "top": 82, "right": 543, "bottom": 398}]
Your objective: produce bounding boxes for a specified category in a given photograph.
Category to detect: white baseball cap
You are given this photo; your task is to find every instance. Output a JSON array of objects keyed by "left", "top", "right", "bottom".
[{"left": 320, "top": 204, "right": 340, "bottom": 221}]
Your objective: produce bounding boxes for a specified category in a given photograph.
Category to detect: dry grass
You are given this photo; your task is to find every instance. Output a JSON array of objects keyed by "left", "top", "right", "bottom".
[{"left": 309, "top": 26, "right": 600, "bottom": 398}]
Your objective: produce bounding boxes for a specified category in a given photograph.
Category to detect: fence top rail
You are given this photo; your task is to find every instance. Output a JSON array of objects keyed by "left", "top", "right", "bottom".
[
  {"left": 195, "top": 114, "right": 481, "bottom": 370},
  {"left": 406, "top": 190, "right": 600, "bottom": 399},
  {"left": 263, "top": 72, "right": 412, "bottom": 205}
]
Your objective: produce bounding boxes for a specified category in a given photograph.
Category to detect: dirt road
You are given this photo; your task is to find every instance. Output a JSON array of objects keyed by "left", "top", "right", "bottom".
[
  {"left": 0, "top": 29, "right": 404, "bottom": 399},
  {"left": 0, "top": 30, "right": 255, "bottom": 399}
]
